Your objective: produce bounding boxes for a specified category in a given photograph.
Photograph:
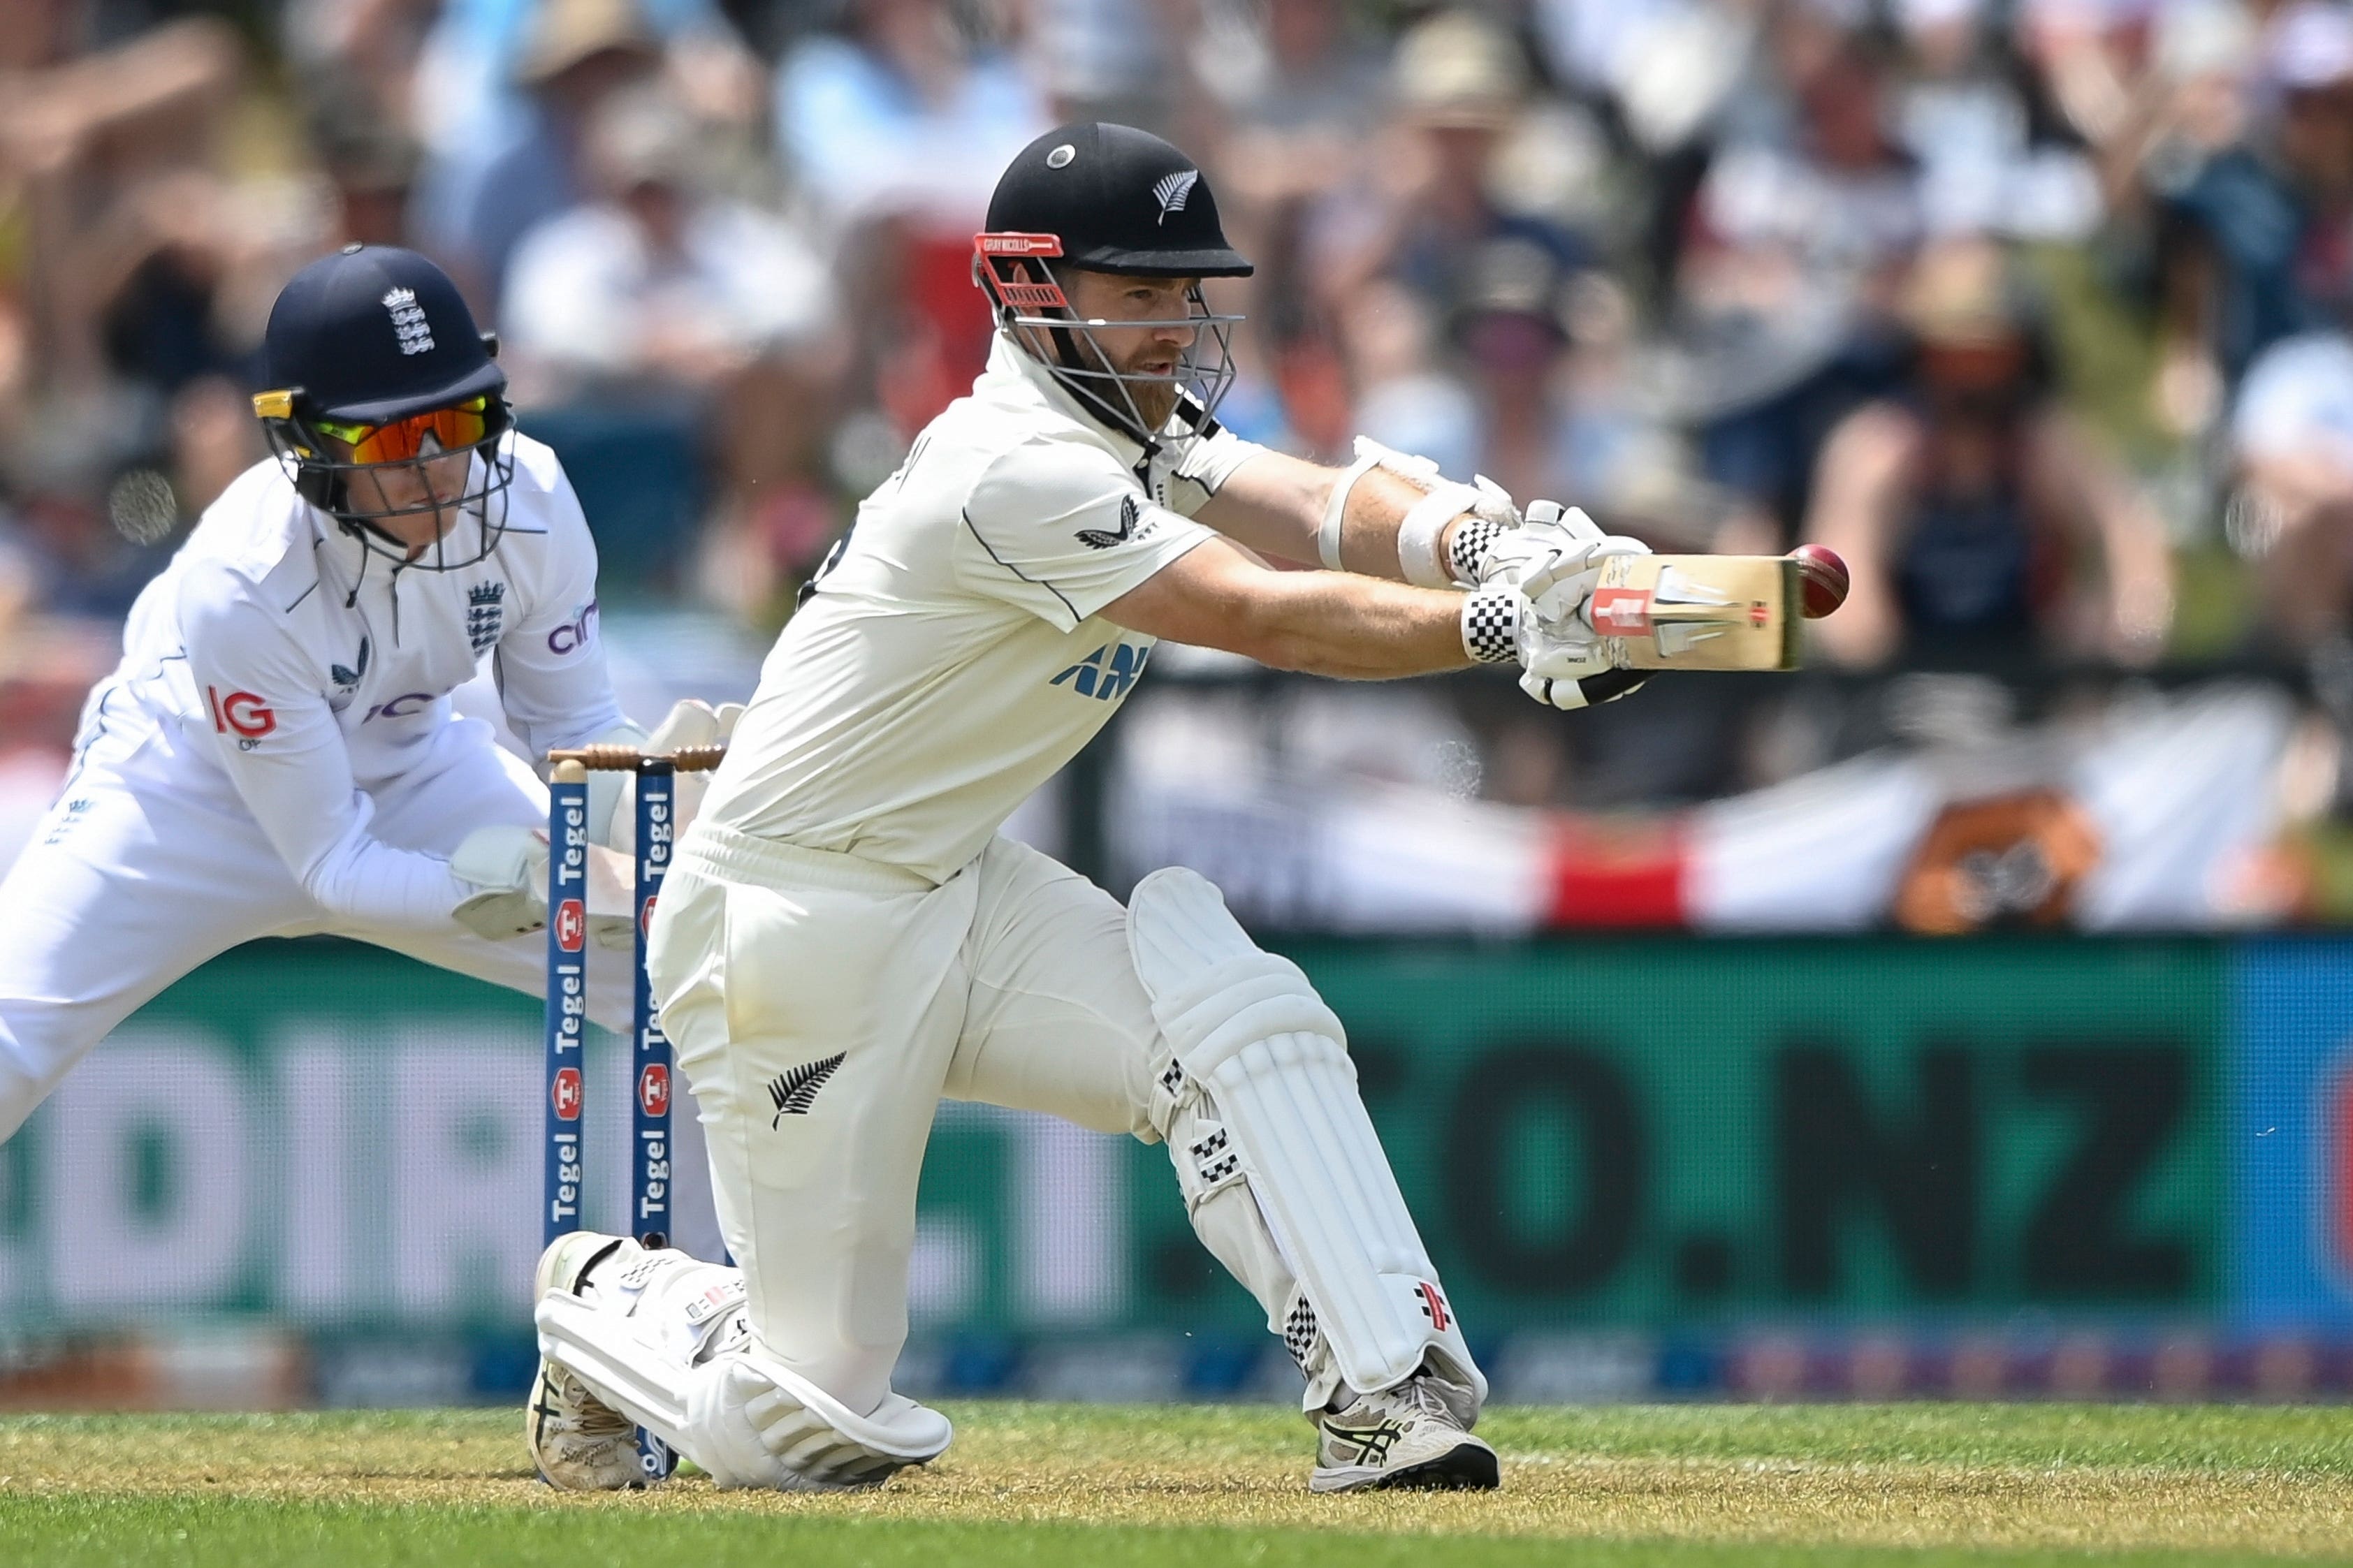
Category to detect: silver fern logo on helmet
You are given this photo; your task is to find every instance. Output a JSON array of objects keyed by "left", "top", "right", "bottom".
[{"left": 1151, "top": 170, "right": 1200, "bottom": 224}]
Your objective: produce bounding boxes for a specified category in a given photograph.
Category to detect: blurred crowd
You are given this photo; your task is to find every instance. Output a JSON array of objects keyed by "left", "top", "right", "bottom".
[{"left": 12, "top": 0, "right": 2353, "bottom": 805}]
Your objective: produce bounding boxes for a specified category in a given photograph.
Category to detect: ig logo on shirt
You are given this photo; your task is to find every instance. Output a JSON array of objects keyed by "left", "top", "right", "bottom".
[{"left": 206, "top": 687, "right": 277, "bottom": 749}]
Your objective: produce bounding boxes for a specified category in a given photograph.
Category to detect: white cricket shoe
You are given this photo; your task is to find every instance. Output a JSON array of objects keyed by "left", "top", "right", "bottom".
[
  {"left": 1310, "top": 1370, "right": 1499, "bottom": 1493},
  {"left": 527, "top": 1231, "right": 655, "bottom": 1490}
]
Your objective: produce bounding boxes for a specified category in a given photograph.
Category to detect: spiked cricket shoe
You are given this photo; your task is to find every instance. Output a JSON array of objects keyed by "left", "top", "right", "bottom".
[
  {"left": 1310, "top": 1372, "right": 1499, "bottom": 1493},
  {"left": 527, "top": 1231, "right": 654, "bottom": 1490}
]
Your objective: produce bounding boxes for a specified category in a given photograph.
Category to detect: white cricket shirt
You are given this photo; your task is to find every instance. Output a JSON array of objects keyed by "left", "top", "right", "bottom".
[
  {"left": 74, "top": 434, "right": 625, "bottom": 930},
  {"left": 700, "top": 333, "right": 1262, "bottom": 882}
]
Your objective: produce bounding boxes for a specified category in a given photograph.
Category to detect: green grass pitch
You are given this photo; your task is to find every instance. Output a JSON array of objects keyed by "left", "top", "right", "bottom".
[{"left": 4, "top": 1402, "right": 2352, "bottom": 1565}]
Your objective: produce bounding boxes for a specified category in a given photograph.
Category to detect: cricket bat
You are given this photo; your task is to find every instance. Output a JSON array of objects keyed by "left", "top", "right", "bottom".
[{"left": 1582, "top": 554, "right": 1805, "bottom": 672}]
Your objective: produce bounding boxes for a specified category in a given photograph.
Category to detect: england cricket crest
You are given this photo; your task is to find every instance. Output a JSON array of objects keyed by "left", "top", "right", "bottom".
[{"left": 468, "top": 581, "right": 507, "bottom": 654}]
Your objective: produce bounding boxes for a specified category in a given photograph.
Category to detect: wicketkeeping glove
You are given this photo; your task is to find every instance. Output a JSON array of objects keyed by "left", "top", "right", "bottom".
[
  {"left": 449, "top": 825, "right": 637, "bottom": 949},
  {"left": 604, "top": 697, "right": 745, "bottom": 857}
]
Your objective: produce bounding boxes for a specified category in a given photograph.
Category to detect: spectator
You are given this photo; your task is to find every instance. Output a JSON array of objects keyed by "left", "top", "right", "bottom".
[
  {"left": 504, "top": 87, "right": 835, "bottom": 395},
  {"left": 1026, "top": 0, "right": 1186, "bottom": 126},
  {"left": 310, "top": 99, "right": 424, "bottom": 252},
  {"left": 425, "top": 0, "right": 664, "bottom": 312},
  {"left": 1204, "top": 0, "right": 1390, "bottom": 210},
  {"left": 1896, "top": 0, "right": 2103, "bottom": 242},
  {"left": 1356, "top": 11, "right": 1587, "bottom": 323},
  {"left": 1677, "top": 24, "right": 1923, "bottom": 545},
  {"left": 0, "top": 12, "right": 241, "bottom": 395},
  {"left": 773, "top": 0, "right": 1048, "bottom": 238},
  {"left": 281, "top": 0, "right": 439, "bottom": 151},
  {"left": 407, "top": 0, "right": 759, "bottom": 299},
  {"left": 2152, "top": 1, "right": 2353, "bottom": 406},
  {"left": 504, "top": 86, "right": 843, "bottom": 619},
  {"left": 775, "top": 0, "right": 1048, "bottom": 438},
  {"left": 2230, "top": 322, "right": 2353, "bottom": 645},
  {"left": 1803, "top": 237, "right": 2176, "bottom": 668},
  {"left": 1445, "top": 239, "right": 1681, "bottom": 527},
  {"left": 1346, "top": 280, "right": 1479, "bottom": 483}
]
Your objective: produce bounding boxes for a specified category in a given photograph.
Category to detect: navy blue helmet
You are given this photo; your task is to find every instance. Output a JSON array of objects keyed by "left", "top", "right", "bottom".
[{"left": 252, "top": 244, "right": 516, "bottom": 569}]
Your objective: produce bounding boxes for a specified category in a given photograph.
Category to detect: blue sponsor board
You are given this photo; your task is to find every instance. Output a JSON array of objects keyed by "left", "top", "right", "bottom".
[{"left": 2234, "top": 937, "right": 2353, "bottom": 1328}]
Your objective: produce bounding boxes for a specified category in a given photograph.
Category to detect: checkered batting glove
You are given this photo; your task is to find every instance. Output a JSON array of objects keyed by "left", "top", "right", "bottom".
[
  {"left": 1463, "top": 587, "right": 1648, "bottom": 708},
  {"left": 1460, "top": 588, "right": 1522, "bottom": 664},
  {"left": 1457, "top": 499, "right": 1650, "bottom": 596}
]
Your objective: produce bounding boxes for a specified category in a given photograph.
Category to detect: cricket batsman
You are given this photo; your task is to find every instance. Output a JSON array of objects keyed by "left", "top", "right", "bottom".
[
  {"left": 529, "top": 124, "right": 1653, "bottom": 1494},
  {"left": 0, "top": 246, "right": 723, "bottom": 1477}
]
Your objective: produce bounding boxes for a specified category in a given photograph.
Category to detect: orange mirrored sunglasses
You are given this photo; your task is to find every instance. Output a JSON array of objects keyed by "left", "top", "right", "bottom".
[{"left": 306, "top": 396, "right": 495, "bottom": 465}]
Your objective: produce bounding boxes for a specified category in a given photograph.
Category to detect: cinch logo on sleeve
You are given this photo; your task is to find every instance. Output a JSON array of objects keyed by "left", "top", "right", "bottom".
[
  {"left": 541, "top": 596, "right": 597, "bottom": 653},
  {"left": 547, "top": 599, "right": 600, "bottom": 654},
  {"left": 205, "top": 687, "right": 276, "bottom": 740},
  {"left": 1051, "top": 640, "right": 1151, "bottom": 701}
]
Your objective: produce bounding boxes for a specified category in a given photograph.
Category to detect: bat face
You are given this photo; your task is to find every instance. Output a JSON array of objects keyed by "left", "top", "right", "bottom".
[{"left": 1582, "top": 555, "right": 1805, "bottom": 671}]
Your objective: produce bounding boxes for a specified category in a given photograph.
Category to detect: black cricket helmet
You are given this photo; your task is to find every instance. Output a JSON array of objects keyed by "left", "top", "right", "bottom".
[
  {"left": 976, "top": 123, "right": 1253, "bottom": 449},
  {"left": 251, "top": 244, "right": 516, "bottom": 570}
]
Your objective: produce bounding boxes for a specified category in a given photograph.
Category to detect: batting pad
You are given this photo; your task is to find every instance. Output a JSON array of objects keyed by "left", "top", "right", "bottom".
[
  {"left": 1128, "top": 867, "right": 1485, "bottom": 1405},
  {"left": 537, "top": 1294, "right": 952, "bottom": 1490}
]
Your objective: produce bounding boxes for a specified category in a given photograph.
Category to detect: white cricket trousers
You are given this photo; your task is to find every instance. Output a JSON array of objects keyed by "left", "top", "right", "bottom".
[
  {"left": 0, "top": 715, "right": 639, "bottom": 1145},
  {"left": 647, "top": 824, "right": 1233, "bottom": 1417}
]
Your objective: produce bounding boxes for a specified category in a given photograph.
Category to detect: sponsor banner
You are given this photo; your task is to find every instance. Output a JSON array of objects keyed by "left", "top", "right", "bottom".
[
  {"left": 1164, "top": 935, "right": 2229, "bottom": 1331},
  {"left": 0, "top": 935, "right": 2232, "bottom": 1337},
  {"left": 2233, "top": 937, "right": 2353, "bottom": 1327},
  {"left": 0, "top": 942, "right": 1129, "bottom": 1334}
]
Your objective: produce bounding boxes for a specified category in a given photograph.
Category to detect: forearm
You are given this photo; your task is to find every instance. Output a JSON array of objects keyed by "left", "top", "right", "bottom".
[
  {"left": 300, "top": 814, "right": 476, "bottom": 930},
  {"left": 1200, "top": 450, "right": 1477, "bottom": 582},
  {"left": 1234, "top": 570, "right": 1472, "bottom": 679},
  {"left": 1336, "top": 468, "right": 1477, "bottom": 582}
]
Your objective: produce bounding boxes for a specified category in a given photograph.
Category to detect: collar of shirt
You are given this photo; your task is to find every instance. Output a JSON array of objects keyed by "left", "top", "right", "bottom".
[{"left": 983, "top": 330, "right": 1187, "bottom": 473}]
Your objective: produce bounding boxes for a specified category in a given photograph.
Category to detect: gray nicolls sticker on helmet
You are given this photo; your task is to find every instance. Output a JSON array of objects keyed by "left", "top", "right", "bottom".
[
  {"left": 1151, "top": 170, "right": 1199, "bottom": 224},
  {"left": 1046, "top": 143, "right": 1075, "bottom": 168}
]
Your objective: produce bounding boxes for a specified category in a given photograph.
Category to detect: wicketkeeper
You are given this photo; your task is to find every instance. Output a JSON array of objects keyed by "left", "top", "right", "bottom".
[
  {"left": 530, "top": 124, "right": 1654, "bottom": 1493},
  {"left": 0, "top": 247, "right": 724, "bottom": 1304}
]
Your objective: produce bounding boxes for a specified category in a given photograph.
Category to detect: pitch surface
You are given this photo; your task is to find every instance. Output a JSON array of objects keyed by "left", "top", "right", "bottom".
[{"left": 3, "top": 1402, "right": 2350, "bottom": 1565}]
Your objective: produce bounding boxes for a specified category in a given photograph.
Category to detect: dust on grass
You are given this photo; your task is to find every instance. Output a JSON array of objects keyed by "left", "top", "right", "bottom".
[{"left": 3, "top": 1405, "right": 2352, "bottom": 1560}]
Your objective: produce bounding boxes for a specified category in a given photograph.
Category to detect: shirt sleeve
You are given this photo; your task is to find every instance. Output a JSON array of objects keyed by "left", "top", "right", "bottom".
[
  {"left": 493, "top": 461, "right": 629, "bottom": 761},
  {"left": 1168, "top": 425, "right": 1269, "bottom": 514},
  {"left": 176, "top": 564, "right": 473, "bottom": 932},
  {"left": 956, "top": 437, "right": 1214, "bottom": 631}
]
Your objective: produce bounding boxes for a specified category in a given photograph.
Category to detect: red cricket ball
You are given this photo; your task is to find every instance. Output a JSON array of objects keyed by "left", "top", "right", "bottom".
[{"left": 1787, "top": 544, "right": 1850, "bottom": 619}]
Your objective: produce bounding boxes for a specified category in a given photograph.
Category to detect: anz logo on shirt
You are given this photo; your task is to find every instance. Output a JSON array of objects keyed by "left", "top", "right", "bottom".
[{"left": 1051, "top": 638, "right": 1151, "bottom": 701}]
